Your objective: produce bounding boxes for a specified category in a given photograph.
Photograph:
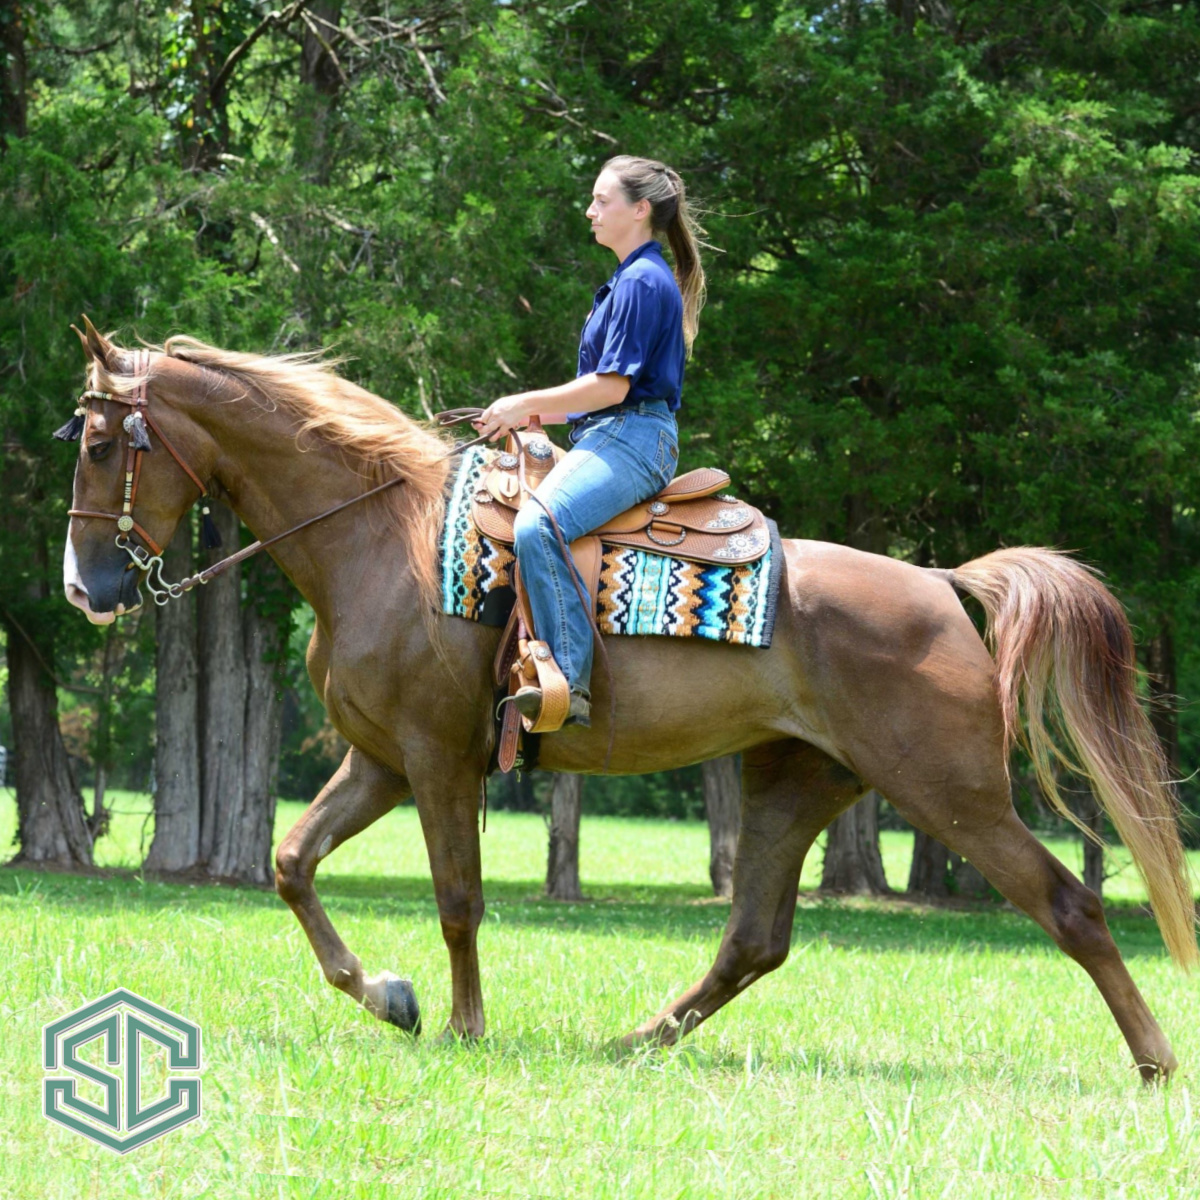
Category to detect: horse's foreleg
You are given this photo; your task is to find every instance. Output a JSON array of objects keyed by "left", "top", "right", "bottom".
[
  {"left": 624, "top": 740, "right": 863, "bottom": 1048},
  {"left": 411, "top": 775, "right": 487, "bottom": 1040},
  {"left": 275, "top": 747, "right": 420, "bottom": 1031}
]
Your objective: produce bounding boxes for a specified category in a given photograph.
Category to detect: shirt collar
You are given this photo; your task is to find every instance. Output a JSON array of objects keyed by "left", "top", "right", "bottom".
[{"left": 609, "top": 239, "right": 663, "bottom": 283}]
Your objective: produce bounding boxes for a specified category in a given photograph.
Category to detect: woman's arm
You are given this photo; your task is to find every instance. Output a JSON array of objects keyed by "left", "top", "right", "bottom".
[{"left": 472, "top": 372, "right": 629, "bottom": 441}]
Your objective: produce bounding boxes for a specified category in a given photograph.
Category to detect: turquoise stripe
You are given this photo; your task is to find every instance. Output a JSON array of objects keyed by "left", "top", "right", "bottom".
[{"left": 442, "top": 445, "right": 481, "bottom": 611}]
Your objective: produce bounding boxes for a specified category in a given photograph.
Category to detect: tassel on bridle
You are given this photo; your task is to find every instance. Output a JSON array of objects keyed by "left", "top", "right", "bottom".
[
  {"left": 200, "top": 504, "right": 223, "bottom": 550},
  {"left": 124, "top": 412, "right": 153, "bottom": 452},
  {"left": 53, "top": 405, "right": 87, "bottom": 442}
]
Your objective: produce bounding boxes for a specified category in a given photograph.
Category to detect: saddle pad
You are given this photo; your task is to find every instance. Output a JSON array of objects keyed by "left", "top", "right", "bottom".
[{"left": 440, "top": 445, "right": 782, "bottom": 648}]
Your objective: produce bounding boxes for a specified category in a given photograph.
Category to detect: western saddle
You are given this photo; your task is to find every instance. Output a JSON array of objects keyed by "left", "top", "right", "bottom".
[{"left": 471, "top": 418, "right": 770, "bottom": 764}]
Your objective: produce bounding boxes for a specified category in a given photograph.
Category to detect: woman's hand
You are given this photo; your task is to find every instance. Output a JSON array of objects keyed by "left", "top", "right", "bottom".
[{"left": 472, "top": 393, "right": 532, "bottom": 442}]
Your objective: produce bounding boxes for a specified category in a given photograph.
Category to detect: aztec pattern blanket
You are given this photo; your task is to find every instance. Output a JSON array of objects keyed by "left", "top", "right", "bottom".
[{"left": 439, "top": 444, "right": 783, "bottom": 648}]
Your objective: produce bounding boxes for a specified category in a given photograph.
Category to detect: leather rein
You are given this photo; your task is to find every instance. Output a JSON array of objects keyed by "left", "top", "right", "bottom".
[{"left": 68, "top": 351, "right": 493, "bottom": 606}]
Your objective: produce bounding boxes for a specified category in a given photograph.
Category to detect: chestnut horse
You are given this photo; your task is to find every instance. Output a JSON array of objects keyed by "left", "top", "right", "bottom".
[{"left": 62, "top": 325, "right": 1196, "bottom": 1082}]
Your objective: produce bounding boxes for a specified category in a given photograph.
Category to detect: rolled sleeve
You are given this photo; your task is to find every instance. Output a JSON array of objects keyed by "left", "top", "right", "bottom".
[{"left": 593, "top": 278, "right": 660, "bottom": 384}]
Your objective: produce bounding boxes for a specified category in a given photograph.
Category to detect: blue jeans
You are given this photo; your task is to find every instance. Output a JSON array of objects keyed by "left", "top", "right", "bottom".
[{"left": 511, "top": 399, "right": 680, "bottom": 695}]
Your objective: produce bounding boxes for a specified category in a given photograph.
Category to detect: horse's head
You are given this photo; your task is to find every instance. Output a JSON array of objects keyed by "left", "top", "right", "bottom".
[{"left": 63, "top": 319, "right": 218, "bottom": 623}]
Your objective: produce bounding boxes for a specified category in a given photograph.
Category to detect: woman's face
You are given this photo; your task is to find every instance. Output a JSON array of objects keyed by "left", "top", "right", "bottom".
[{"left": 586, "top": 169, "right": 650, "bottom": 252}]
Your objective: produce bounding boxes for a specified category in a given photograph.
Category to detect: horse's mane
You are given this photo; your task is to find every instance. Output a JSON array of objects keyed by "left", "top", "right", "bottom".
[{"left": 157, "top": 336, "right": 456, "bottom": 617}]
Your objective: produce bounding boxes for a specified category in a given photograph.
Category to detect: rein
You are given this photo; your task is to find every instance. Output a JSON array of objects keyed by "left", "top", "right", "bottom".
[{"left": 63, "top": 354, "right": 492, "bottom": 606}]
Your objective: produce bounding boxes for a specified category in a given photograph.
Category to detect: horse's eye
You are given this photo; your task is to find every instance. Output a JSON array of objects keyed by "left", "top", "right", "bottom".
[{"left": 87, "top": 440, "right": 113, "bottom": 462}]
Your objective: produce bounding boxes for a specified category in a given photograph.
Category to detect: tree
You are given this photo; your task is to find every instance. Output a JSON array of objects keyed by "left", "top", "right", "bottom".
[
  {"left": 146, "top": 524, "right": 202, "bottom": 872},
  {"left": 701, "top": 755, "right": 740, "bottom": 898},
  {"left": 545, "top": 773, "right": 583, "bottom": 901},
  {"left": 821, "top": 792, "right": 889, "bottom": 896}
]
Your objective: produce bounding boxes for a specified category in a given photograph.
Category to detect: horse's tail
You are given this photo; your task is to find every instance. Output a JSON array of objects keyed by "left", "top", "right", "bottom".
[{"left": 947, "top": 546, "right": 1198, "bottom": 968}]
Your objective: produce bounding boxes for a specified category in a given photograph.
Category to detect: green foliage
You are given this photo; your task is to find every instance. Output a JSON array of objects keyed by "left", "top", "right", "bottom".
[{"left": 5, "top": 0, "right": 1200, "bottom": 816}]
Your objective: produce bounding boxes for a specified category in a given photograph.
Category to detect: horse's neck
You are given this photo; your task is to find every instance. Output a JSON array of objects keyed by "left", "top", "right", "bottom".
[{"left": 193, "top": 383, "right": 423, "bottom": 629}]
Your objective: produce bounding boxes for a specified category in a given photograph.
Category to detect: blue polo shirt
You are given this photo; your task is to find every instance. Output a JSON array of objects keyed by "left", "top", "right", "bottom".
[{"left": 569, "top": 240, "right": 685, "bottom": 420}]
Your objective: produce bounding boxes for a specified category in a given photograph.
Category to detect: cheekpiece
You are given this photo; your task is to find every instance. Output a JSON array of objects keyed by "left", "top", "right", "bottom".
[
  {"left": 497, "top": 452, "right": 519, "bottom": 470},
  {"left": 526, "top": 441, "right": 554, "bottom": 460}
]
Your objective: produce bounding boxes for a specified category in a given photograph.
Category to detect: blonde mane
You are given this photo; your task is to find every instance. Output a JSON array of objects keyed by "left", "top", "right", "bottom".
[{"left": 158, "top": 335, "right": 456, "bottom": 617}]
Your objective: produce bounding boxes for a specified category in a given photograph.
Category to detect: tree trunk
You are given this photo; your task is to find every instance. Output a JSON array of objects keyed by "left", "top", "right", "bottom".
[
  {"left": 702, "top": 754, "right": 740, "bottom": 898},
  {"left": 3, "top": 614, "right": 92, "bottom": 866},
  {"left": 0, "top": 0, "right": 28, "bottom": 145},
  {"left": 545, "top": 773, "right": 583, "bottom": 901},
  {"left": 821, "top": 792, "right": 889, "bottom": 894},
  {"left": 197, "top": 500, "right": 251, "bottom": 880},
  {"left": 907, "top": 828, "right": 950, "bottom": 898},
  {"left": 1080, "top": 792, "right": 1105, "bottom": 898},
  {"left": 146, "top": 523, "right": 202, "bottom": 871},
  {"left": 240, "top": 577, "right": 286, "bottom": 885},
  {"left": 298, "top": 1, "right": 343, "bottom": 184}
]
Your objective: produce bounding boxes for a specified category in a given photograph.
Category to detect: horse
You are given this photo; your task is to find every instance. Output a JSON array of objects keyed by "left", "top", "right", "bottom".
[{"left": 61, "top": 322, "right": 1197, "bottom": 1083}]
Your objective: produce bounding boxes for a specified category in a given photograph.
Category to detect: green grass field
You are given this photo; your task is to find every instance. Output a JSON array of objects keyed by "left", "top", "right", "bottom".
[{"left": 1, "top": 790, "right": 1198, "bottom": 1198}]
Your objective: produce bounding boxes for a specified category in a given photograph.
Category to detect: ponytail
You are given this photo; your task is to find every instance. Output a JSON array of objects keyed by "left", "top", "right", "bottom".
[{"left": 602, "top": 155, "right": 708, "bottom": 356}]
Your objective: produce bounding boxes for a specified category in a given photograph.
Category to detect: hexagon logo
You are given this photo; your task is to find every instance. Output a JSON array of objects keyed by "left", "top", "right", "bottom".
[{"left": 42, "top": 988, "right": 202, "bottom": 1154}]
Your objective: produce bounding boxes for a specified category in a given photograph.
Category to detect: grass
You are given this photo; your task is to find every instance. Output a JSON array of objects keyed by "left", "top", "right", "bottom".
[{"left": 0, "top": 790, "right": 1198, "bottom": 1198}]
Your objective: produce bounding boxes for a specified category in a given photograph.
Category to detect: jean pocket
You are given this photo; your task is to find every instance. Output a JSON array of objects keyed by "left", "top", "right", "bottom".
[{"left": 654, "top": 427, "right": 679, "bottom": 487}]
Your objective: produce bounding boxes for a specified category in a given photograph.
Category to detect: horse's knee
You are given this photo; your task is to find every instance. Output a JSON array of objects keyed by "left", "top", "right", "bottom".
[
  {"left": 438, "top": 887, "right": 485, "bottom": 950},
  {"left": 1050, "top": 880, "right": 1113, "bottom": 961},
  {"left": 275, "top": 844, "right": 310, "bottom": 906},
  {"left": 715, "top": 933, "right": 789, "bottom": 987}
]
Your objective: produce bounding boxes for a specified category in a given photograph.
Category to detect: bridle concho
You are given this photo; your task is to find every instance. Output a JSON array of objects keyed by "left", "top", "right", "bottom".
[{"left": 66, "top": 349, "right": 218, "bottom": 605}]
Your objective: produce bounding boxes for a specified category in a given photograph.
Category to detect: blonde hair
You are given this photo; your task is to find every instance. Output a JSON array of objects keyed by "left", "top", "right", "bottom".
[{"left": 603, "top": 155, "right": 707, "bottom": 355}]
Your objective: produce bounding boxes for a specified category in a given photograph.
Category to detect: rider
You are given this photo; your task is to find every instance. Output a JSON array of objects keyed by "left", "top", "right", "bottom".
[{"left": 472, "top": 155, "right": 706, "bottom": 729}]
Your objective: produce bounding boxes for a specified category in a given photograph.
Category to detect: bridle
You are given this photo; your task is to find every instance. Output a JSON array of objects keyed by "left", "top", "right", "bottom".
[
  {"left": 67, "top": 350, "right": 221, "bottom": 603},
  {"left": 64, "top": 349, "right": 492, "bottom": 606}
]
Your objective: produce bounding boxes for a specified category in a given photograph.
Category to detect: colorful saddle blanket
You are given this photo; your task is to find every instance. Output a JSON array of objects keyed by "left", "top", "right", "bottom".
[{"left": 439, "top": 445, "right": 782, "bottom": 648}]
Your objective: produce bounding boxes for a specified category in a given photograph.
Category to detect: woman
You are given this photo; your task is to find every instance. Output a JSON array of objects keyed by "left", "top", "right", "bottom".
[{"left": 472, "top": 155, "right": 706, "bottom": 730}]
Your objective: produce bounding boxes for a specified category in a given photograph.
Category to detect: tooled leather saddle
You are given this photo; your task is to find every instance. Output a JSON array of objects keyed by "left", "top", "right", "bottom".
[{"left": 473, "top": 418, "right": 771, "bottom": 768}]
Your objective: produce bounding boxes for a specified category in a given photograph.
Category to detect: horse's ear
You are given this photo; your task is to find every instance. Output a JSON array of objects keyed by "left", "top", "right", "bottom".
[
  {"left": 70, "top": 323, "right": 94, "bottom": 363},
  {"left": 79, "top": 315, "right": 116, "bottom": 369}
]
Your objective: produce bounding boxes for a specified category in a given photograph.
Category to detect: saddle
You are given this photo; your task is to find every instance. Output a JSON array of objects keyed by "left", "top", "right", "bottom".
[{"left": 472, "top": 418, "right": 771, "bottom": 766}]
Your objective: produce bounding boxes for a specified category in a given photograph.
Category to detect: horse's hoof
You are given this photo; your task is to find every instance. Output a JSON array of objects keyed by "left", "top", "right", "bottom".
[{"left": 384, "top": 976, "right": 422, "bottom": 1035}]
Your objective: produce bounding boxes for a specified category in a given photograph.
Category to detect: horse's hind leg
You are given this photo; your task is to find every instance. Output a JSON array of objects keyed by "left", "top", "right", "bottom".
[
  {"left": 275, "top": 747, "right": 420, "bottom": 1031},
  {"left": 907, "top": 795, "right": 1179, "bottom": 1081},
  {"left": 624, "top": 739, "right": 863, "bottom": 1047}
]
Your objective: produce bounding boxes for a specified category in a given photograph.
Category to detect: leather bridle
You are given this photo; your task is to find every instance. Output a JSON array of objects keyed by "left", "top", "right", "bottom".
[
  {"left": 68, "top": 349, "right": 220, "bottom": 602},
  {"left": 66, "top": 350, "right": 492, "bottom": 606}
]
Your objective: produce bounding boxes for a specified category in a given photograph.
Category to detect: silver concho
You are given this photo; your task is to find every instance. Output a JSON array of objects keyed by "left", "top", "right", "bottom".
[
  {"left": 526, "top": 441, "right": 554, "bottom": 460},
  {"left": 474, "top": 490, "right": 494, "bottom": 503},
  {"left": 717, "top": 493, "right": 739, "bottom": 504},
  {"left": 712, "top": 529, "right": 767, "bottom": 559},
  {"left": 497, "top": 452, "right": 519, "bottom": 470},
  {"left": 705, "top": 507, "right": 749, "bottom": 530},
  {"left": 532, "top": 644, "right": 552, "bottom": 661},
  {"left": 648, "top": 500, "right": 670, "bottom": 516},
  {"left": 117, "top": 515, "right": 134, "bottom": 533}
]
